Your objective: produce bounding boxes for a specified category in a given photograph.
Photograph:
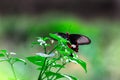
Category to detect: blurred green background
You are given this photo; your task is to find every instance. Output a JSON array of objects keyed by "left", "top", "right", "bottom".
[{"left": 0, "top": 0, "right": 120, "bottom": 80}]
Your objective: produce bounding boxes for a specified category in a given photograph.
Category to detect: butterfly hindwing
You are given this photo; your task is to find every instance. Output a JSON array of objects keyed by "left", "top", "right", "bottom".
[{"left": 69, "top": 34, "right": 91, "bottom": 45}]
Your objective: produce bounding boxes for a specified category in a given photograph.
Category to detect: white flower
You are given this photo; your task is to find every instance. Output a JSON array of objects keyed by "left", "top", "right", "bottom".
[
  {"left": 60, "top": 58, "right": 63, "bottom": 62},
  {"left": 66, "top": 59, "right": 69, "bottom": 63},
  {"left": 37, "top": 38, "right": 46, "bottom": 46},
  {"left": 10, "top": 52, "right": 16, "bottom": 55},
  {"left": 51, "top": 40, "right": 54, "bottom": 44},
  {"left": 44, "top": 43, "right": 47, "bottom": 46},
  {"left": 52, "top": 63, "right": 55, "bottom": 65},
  {"left": 55, "top": 51, "right": 58, "bottom": 54},
  {"left": 36, "top": 53, "right": 55, "bottom": 57}
]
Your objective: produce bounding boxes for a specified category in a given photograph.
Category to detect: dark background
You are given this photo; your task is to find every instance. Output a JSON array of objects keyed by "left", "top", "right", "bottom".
[{"left": 0, "top": 0, "right": 120, "bottom": 18}]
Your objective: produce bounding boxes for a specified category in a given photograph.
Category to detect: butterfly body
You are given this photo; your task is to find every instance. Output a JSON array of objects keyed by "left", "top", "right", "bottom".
[{"left": 57, "top": 32, "right": 91, "bottom": 52}]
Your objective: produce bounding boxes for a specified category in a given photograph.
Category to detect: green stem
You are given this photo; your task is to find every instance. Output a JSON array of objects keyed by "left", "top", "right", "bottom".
[
  {"left": 40, "top": 44, "right": 60, "bottom": 80},
  {"left": 38, "top": 45, "right": 47, "bottom": 80},
  {"left": 42, "top": 56, "right": 60, "bottom": 77},
  {"left": 48, "top": 43, "right": 60, "bottom": 54},
  {"left": 38, "top": 58, "right": 47, "bottom": 80},
  {"left": 5, "top": 54, "right": 17, "bottom": 80},
  {"left": 43, "top": 60, "right": 55, "bottom": 80},
  {"left": 50, "top": 63, "right": 66, "bottom": 80},
  {"left": 42, "top": 57, "right": 60, "bottom": 79},
  {"left": 41, "top": 61, "right": 50, "bottom": 80},
  {"left": 10, "top": 63, "right": 17, "bottom": 80},
  {"left": 41, "top": 60, "right": 49, "bottom": 75}
]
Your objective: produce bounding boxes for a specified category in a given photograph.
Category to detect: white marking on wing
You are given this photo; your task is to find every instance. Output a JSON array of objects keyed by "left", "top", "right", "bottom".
[{"left": 77, "top": 36, "right": 89, "bottom": 44}]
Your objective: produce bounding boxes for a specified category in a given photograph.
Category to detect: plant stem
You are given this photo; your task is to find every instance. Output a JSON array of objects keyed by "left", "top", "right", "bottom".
[
  {"left": 5, "top": 53, "right": 17, "bottom": 80},
  {"left": 50, "top": 63, "right": 66, "bottom": 80},
  {"left": 39, "top": 44, "right": 60, "bottom": 80},
  {"left": 48, "top": 43, "right": 60, "bottom": 54},
  {"left": 41, "top": 44, "right": 59, "bottom": 79},
  {"left": 43, "top": 44, "right": 60, "bottom": 74},
  {"left": 38, "top": 45, "right": 47, "bottom": 80},
  {"left": 10, "top": 63, "right": 17, "bottom": 80},
  {"left": 38, "top": 58, "right": 47, "bottom": 80},
  {"left": 41, "top": 56, "right": 60, "bottom": 78}
]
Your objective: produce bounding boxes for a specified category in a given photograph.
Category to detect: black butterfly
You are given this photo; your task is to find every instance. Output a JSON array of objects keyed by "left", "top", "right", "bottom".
[{"left": 57, "top": 32, "right": 91, "bottom": 52}]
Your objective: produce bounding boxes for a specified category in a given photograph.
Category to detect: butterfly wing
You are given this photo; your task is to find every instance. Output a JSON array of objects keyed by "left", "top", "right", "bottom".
[
  {"left": 69, "top": 34, "right": 91, "bottom": 45},
  {"left": 56, "top": 33, "right": 91, "bottom": 52},
  {"left": 57, "top": 32, "right": 68, "bottom": 39}
]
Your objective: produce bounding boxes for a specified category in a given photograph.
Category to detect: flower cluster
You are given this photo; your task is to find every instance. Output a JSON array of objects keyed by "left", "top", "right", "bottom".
[{"left": 37, "top": 38, "right": 47, "bottom": 46}]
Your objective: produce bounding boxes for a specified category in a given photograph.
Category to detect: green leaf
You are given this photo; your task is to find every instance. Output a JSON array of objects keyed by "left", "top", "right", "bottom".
[
  {"left": 56, "top": 43, "right": 74, "bottom": 56},
  {"left": 69, "top": 57, "right": 87, "bottom": 72},
  {"left": 52, "top": 64, "right": 65, "bottom": 68},
  {"left": 0, "top": 54, "right": 5, "bottom": 57},
  {"left": 32, "top": 42, "right": 40, "bottom": 47},
  {"left": 0, "top": 59, "right": 7, "bottom": 62},
  {"left": 45, "top": 71, "right": 64, "bottom": 79},
  {"left": 61, "top": 74, "right": 78, "bottom": 80},
  {"left": 45, "top": 71, "right": 78, "bottom": 80},
  {"left": 27, "top": 56, "right": 45, "bottom": 66},
  {"left": 37, "top": 67, "right": 42, "bottom": 70},
  {"left": 1, "top": 50, "right": 7, "bottom": 53},
  {"left": 43, "top": 37, "right": 50, "bottom": 41},
  {"left": 10, "top": 57, "right": 26, "bottom": 64},
  {"left": 49, "top": 33, "right": 61, "bottom": 40},
  {"left": 58, "top": 50, "right": 71, "bottom": 56},
  {"left": 32, "top": 42, "right": 40, "bottom": 45},
  {"left": 0, "top": 50, "right": 7, "bottom": 54},
  {"left": 49, "top": 33, "right": 68, "bottom": 43}
]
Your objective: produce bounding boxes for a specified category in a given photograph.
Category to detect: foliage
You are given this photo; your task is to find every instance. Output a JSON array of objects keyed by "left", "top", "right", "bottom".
[
  {"left": 0, "top": 33, "right": 87, "bottom": 80},
  {"left": 27, "top": 33, "right": 87, "bottom": 80},
  {"left": 0, "top": 50, "right": 26, "bottom": 80}
]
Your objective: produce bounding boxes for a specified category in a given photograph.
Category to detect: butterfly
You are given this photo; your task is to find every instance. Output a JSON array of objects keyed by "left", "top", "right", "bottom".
[{"left": 56, "top": 32, "right": 91, "bottom": 52}]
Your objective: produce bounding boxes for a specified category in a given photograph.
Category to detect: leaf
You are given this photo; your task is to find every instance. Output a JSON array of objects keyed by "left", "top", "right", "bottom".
[
  {"left": 37, "top": 67, "right": 42, "bottom": 70},
  {"left": 0, "top": 59, "right": 7, "bottom": 62},
  {"left": 0, "top": 50, "right": 7, "bottom": 53},
  {"left": 27, "top": 56, "right": 45, "bottom": 66},
  {"left": 52, "top": 64, "right": 65, "bottom": 68},
  {"left": 43, "top": 37, "right": 50, "bottom": 41},
  {"left": 69, "top": 57, "right": 87, "bottom": 72},
  {"left": 49, "top": 33, "right": 68, "bottom": 43},
  {"left": 0, "top": 50, "right": 7, "bottom": 55},
  {"left": 58, "top": 50, "right": 71, "bottom": 56},
  {"left": 32, "top": 42, "right": 40, "bottom": 47},
  {"left": 56, "top": 43, "right": 74, "bottom": 56},
  {"left": 49, "top": 33, "right": 61, "bottom": 40},
  {"left": 45, "top": 71, "right": 78, "bottom": 80},
  {"left": 45, "top": 71, "right": 64, "bottom": 79},
  {"left": 0, "top": 54, "right": 5, "bottom": 57},
  {"left": 32, "top": 42, "right": 40, "bottom": 45},
  {"left": 61, "top": 74, "right": 78, "bottom": 80},
  {"left": 36, "top": 53, "right": 55, "bottom": 57},
  {"left": 10, "top": 57, "right": 26, "bottom": 64}
]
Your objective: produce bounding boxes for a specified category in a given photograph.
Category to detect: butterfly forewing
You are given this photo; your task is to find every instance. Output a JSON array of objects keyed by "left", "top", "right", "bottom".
[{"left": 57, "top": 33, "right": 68, "bottom": 39}]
